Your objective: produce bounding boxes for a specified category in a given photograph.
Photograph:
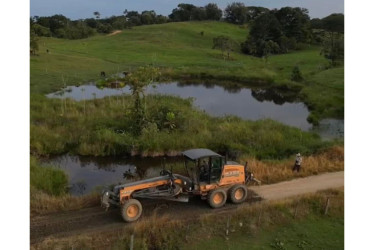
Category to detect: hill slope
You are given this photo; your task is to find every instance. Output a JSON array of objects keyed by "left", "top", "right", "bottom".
[{"left": 30, "top": 21, "right": 343, "bottom": 121}]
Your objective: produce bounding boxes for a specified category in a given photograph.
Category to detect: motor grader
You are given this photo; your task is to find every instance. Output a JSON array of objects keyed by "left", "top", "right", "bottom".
[{"left": 101, "top": 148, "right": 255, "bottom": 222}]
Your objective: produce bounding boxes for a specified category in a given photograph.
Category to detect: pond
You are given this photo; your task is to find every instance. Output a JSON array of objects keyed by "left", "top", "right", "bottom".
[
  {"left": 47, "top": 81, "right": 332, "bottom": 132},
  {"left": 42, "top": 155, "right": 183, "bottom": 196}
]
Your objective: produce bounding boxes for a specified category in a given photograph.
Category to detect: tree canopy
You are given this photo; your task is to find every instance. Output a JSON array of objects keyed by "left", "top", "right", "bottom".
[
  {"left": 168, "top": 3, "right": 222, "bottom": 22},
  {"left": 224, "top": 2, "right": 248, "bottom": 24},
  {"left": 241, "top": 7, "right": 313, "bottom": 57}
]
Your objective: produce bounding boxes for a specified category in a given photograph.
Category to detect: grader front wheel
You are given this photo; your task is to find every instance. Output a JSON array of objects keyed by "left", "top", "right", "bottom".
[{"left": 121, "top": 199, "right": 143, "bottom": 222}]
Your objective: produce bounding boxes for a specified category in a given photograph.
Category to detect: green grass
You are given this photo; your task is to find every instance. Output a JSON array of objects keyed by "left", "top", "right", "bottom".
[
  {"left": 30, "top": 156, "right": 68, "bottom": 196},
  {"left": 302, "top": 67, "right": 344, "bottom": 123},
  {"left": 185, "top": 217, "right": 344, "bottom": 250},
  {"left": 30, "top": 21, "right": 343, "bottom": 122},
  {"left": 30, "top": 94, "right": 329, "bottom": 158}
]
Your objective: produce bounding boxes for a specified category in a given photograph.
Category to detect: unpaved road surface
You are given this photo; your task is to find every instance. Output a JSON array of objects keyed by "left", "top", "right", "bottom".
[
  {"left": 251, "top": 171, "right": 344, "bottom": 201},
  {"left": 30, "top": 171, "right": 344, "bottom": 244}
]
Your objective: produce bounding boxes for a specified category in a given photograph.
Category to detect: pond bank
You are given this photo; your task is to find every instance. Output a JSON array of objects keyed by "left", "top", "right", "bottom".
[{"left": 46, "top": 81, "right": 343, "bottom": 138}]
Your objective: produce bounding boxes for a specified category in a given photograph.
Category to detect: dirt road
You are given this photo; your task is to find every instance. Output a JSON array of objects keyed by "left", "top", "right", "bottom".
[
  {"left": 30, "top": 171, "right": 344, "bottom": 244},
  {"left": 251, "top": 171, "right": 344, "bottom": 201}
]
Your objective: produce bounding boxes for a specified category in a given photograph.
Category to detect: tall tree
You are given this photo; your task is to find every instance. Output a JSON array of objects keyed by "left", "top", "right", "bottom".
[
  {"left": 275, "top": 7, "right": 311, "bottom": 42},
  {"left": 126, "top": 67, "right": 161, "bottom": 135},
  {"left": 30, "top": 29, "right": 39, "bottom": 55},
  {"left": 246, "top": 6, "right": 269, "bottom": 21},
  {"left": 322, "top": 13, "right": 344, "bottom": 33},
  {"left": 320, "top": 14, "right": 344, "bottom": 65},
  {"left": 169, "top": 3, "right": 196, "bottom": 21},
  {"left": 191, "top": 7, "right": 207, "bottom": 21},
  {"left": 224, "top": 2, "right": 247, "bottom": 24},
  {"left": 241, "top": 12, "right": 282, "bottom": 57},
  {"left": 205, "top": 3, "right": 222, "bottom": 20},
  {"left": 141, "top": 10, "right": 156, "bottom": 25}
]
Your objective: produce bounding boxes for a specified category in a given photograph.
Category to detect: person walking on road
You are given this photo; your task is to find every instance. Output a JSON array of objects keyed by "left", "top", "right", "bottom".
[{"left": 293, "top": 153, "right": 302, "bottom": 172}]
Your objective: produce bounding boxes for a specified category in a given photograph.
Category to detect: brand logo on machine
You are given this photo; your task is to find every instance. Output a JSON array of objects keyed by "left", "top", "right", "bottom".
[{"left": 224, "top": 170, "right": 240, "bottom": 178}]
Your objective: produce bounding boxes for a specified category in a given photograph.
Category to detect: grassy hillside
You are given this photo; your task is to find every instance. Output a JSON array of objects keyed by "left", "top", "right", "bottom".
[{"left": 30, "top": 21, "right": 343, "bottom": 122}]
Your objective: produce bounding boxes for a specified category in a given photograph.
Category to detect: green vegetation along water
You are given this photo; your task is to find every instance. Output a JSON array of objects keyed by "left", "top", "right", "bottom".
[
  {"left": 31, "top": 94, "right": 331, "bottom": 158},
  {"left": 30, "top": 21, "right": 343, "bottom": 124}
]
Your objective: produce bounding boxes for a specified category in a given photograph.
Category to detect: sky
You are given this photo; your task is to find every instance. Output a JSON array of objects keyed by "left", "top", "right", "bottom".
[{"left": 30, "top": 0, "right": 344, "bottom": 20}]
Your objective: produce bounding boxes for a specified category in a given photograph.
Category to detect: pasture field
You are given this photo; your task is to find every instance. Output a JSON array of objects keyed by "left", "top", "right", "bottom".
[{"left": 30, "top": 21, "right": 343, "bottom": 122}]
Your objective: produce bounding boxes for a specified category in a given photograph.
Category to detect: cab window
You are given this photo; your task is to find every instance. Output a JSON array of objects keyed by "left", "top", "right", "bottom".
[{"left": 210, "top": 157, "right": 223, "bottom": 183}]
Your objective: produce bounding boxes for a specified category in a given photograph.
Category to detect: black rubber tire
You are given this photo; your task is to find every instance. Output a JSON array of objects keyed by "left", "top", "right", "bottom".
[
  {"left": 121, "top": 199, "right": 142, "bottom": 222},
  {"left": 208, "top": 189, "right": 227, "bottom": 208},
  {"left": 229, "top": 184, "right": 248, "bottom": 204}
]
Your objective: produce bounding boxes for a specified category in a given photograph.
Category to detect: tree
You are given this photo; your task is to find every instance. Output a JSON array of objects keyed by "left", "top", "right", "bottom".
[
  {"left": 241, "top": 8, "right": 312, "bottom": 57},
  {"left": 125, "top": 11, "right": 141, "bottom": 26},
  {"left": 212, "top": 36, "right": 236, "bottom": 60},
  {"left": 169, "top": 3, "right": 196, "bottom": 21},
  {"left": 141, "top": 10, "right": 156, "bottom": 25},
  {"left": 224, "top": 2, "right": 247, "bottom": 24},
  {"left": 320, "top": 14, "right": 344, "bottom": 65},
  {"left": 275, "top": 7, "right": 311, "bottom": 43},
  {"left": 205, "top": 3, "right": 222, "bottom": 20},
  {"left": 320, "top": 33, "right": 344, "bottom": 66},
  {"left": 156, "top": 15, "right": 168, "bottom": 24},
  {"left": 191, "top": 7, "right": 207, "bottom": 21},
  {"left": 310, "top": 18, "right": 323, "bottom": 29},
  {"left": 30, "top": 30, "right": 39, "bottom": 55},
  {"left": 246, "top": 6, "right": 269, "bottom": 21},
  {"left": 93, "top": 11, "right": 100, "bottom": 19},
  {"left": 241, "top": 12, "right": 282, "bottom": 57},
  {"left": 126, "top": 67, "right": 161, "bottom": 135},
  {"left": 322, "top": 13, "right": 344, "bottom": 33},
  {"left": 263, "top": 40, "right": 280, "bottom": 62},
  {"left": 37, "top": 14, "right": 69, "bottom": 34}
]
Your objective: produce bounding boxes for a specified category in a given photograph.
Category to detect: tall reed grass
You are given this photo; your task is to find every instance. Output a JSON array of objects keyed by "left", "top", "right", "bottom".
[{"left": 243, "top": 146, "right": 344, "bottom": 184}]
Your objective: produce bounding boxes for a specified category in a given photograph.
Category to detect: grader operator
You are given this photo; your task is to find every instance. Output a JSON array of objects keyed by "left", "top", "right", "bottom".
[{"left": 101, "top": 148, "right": 254, "bottom": 222}]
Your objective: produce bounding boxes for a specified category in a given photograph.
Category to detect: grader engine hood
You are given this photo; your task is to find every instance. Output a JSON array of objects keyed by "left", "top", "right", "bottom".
[{"left": 219, "top": 164, "right": 245, "bottom": 185}]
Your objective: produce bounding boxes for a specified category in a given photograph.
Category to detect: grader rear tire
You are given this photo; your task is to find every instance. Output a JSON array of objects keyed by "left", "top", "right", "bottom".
[
  {"left": 121, "top": 199, "right": 142, "bottom": 222},
  {"left": 208, "top": 189, "right": 227, "bottom": 208},
  {"left": 229, "top": 184, "right": 248, "bottom": 204}
]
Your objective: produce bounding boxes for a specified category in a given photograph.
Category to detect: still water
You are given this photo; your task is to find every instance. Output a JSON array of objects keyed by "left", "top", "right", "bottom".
[
  {"left": 43, "top": 155, "right": 182, "bottom": 195},
  {"left": 47, "top": 82, "right": 314, "bottom": 131}
]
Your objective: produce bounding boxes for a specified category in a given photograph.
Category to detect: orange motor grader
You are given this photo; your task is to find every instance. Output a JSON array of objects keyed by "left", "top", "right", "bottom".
[{"left": 101, "top": 148, "right": 254, "bottom": 222}]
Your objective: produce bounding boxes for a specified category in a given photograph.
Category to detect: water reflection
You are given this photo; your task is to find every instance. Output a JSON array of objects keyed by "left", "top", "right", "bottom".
[
  {"left": 43, "top": 155, "right": 182, "bottom": 195},
  {"left": 251, "top": 88, "right": 299, "bottom": 105},
  {"left": 46, "top": 81, "right": 343, "bottom": 138}
]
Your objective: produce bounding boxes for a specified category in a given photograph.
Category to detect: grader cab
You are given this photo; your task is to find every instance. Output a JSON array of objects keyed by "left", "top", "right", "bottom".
[{"left": 101, "top": 148, "right": 254, "bottom": 222}]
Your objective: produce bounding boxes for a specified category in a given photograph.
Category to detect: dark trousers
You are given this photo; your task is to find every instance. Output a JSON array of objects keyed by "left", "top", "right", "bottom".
[{"left": 293, "top": 164, "right": 301, "bottom": 172}]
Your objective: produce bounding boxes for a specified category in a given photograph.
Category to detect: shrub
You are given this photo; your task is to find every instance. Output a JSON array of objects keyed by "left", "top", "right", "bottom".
[{"left": 291, "top": 66, "right": 303, "bottom": 82}]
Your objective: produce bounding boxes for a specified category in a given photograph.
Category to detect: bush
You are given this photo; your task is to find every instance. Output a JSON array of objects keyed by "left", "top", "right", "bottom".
[{"left": 291, "top": 66, "right": 303, "bottom": 82}]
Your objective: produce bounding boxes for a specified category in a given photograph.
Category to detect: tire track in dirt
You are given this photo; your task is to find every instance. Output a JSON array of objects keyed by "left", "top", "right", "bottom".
[{"left": 30, "top": 171, "right": 344, "bottom": 244}]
